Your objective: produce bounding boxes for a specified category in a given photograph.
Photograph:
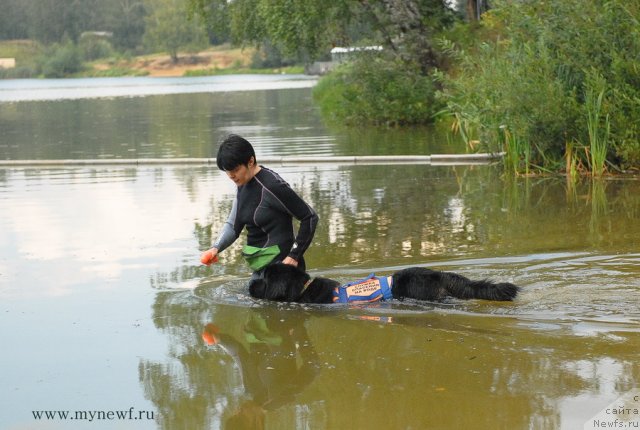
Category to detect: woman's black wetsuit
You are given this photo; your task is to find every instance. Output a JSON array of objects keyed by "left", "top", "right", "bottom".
[{"left": 213, "top": 166, "right": 318, "bottom": 271}]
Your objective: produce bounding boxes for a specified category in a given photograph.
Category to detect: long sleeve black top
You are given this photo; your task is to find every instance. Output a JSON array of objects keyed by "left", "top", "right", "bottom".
[{"left": 213, "top": 166, "right": 318, "bottom": 263}]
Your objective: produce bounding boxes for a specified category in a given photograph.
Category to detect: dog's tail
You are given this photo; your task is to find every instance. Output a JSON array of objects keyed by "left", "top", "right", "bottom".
[{"left": 445, "top": 274, "right": 519, "bottom": 301}]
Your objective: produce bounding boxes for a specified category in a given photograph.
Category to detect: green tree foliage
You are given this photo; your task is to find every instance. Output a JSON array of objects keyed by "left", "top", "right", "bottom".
[
  {"left": 24, "top": 0, "right": 113, "bottom": 44},
  {"left": 439, "top": 0, "right": 640, "bottom": 172},
  {"left": 0, "top": 0, "right": 30, "bottom": 39},
  {"left": 39, "top": 42, "right": 85, "bottom": 78},
  {"left": 109, "top": 0, "right": 147, "bottom": 51},
  {"left": 143, "top": 0, "right": 209, "bottom": 62},
  {"left": 79, "top": 35, "right": 115, "bottom": 61},
  {"left": 188, "top": 0, "right": 456, "bottom": 124},
  {"left": 190, "top": 0, "right": 456, "bottom": 67},
  {"left": 0, "top": 0, "right": 145, "bottom": 51},
  {"left": 26, "top": 0, "right": 82, "bottom": 43},
  {"left": 314, "top": 53, "right": 438, "bottom": 126},
  {"left": 188, "top": 0, "right": 354, "bottom": 60},
  {"left": 250, "top": 40, "right": 297, "bottom": 69}
]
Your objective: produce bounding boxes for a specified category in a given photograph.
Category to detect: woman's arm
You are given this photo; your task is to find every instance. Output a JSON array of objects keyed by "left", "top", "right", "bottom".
[{"left": 263, "top": 177, "right": 319, "bottom": 262}]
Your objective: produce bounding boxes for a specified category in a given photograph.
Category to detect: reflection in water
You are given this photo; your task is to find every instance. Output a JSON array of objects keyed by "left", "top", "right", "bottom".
[
  {"left": 140, "top": 292, "right": 323, "bottom": 429},
  {"left": 0, "top": 85, "right": 459, "bottom": 161},
  {"left": 2, "top": 165, "right": 640, "bottom": 429},
  {"left": 206, "top": 312, "right": 320, "bottom": 429},
  {"left": 138, "top": 166, "right": 640, "bottom": 429},
  {"left": 0, "top": 88, "right": 328, "bottom": 160},
  {"left": 141, "top": 282, "right": 639, "bottom": 429},
  {"left": 589, "top": 179, "right": 609, "bottom": 240}
]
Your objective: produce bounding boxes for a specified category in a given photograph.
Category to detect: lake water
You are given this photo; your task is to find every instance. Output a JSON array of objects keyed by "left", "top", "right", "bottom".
[
  {"left": 0, "top": 76, "right": 639, "bottom": 430},
  {"left": 0, "top": 74, "right": 454, "bottom": 161}
]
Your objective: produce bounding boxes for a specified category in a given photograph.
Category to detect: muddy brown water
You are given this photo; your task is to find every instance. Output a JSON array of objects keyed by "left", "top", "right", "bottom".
[{"left": 1, "top": 79, "right": 638, "bottom": 429}]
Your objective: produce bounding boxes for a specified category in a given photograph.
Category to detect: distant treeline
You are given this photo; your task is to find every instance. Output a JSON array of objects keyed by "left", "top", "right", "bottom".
[
  {"left": 0, "top": 0, "right": 224, "bottom": 78},
  {"left": 0, "top": 0, "right": 148, "bottom": 50},
  {"left": 0, "top": 0, "right": 228, "bottom": 52}
]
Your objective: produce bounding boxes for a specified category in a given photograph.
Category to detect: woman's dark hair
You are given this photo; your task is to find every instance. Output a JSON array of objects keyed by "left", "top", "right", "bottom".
[{"left": 216, "top": 134, "right": 257, "bottom": 171}]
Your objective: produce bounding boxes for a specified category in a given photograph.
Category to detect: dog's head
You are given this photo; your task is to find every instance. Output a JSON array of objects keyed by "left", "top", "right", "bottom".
[{"left": 248, "top": 263, "right": 311, "bottom": 302}]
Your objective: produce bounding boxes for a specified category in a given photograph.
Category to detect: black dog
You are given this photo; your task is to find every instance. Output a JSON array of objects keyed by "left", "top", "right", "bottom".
[{"left": 249, "top": 263, "right": 519, "bottom": 304}]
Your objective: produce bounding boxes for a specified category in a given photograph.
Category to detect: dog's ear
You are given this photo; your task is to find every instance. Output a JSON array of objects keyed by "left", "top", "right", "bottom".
[{"left": 248, "top": 279, "right": 268, "bottom": 299}]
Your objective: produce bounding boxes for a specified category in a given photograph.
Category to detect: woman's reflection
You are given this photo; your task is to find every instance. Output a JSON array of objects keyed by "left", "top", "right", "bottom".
[{"left": 202, "top": 309, "right": 320, "bottom": 429}]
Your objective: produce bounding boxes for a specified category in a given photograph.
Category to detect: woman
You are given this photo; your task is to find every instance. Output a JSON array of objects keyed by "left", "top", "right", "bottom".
[{"left": 200, "top": 134, "right": 319, "bottom": 276}]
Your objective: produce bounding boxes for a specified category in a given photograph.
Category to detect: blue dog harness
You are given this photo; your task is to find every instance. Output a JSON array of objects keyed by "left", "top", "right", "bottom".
[{"left": 332, "top": 274, "right": 394, "bottom": 304}]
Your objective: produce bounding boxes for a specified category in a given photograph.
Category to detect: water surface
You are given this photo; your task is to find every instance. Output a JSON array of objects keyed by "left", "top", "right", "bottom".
[
  {"left": 1, "top": 164, "right": 638, "bottom": 429},
  {"left": 0, "top": 78, "right": 638, "bottom": 430},
  {"left": 0, "top": 76, "right": 460, "bottom": 161},
  {"left": 0, "top": 74, "right": 317, "bottom": 102}
]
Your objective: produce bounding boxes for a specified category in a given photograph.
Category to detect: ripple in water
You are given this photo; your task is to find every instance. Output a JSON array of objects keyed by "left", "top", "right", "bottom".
[{"left": 190, "top": 252, "right": 640, "bottom": 337}]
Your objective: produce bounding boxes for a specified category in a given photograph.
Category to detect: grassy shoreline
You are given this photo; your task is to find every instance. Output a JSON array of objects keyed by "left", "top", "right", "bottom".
[{"left": 0, "top": 41, "right": 304, "bottom": 78}]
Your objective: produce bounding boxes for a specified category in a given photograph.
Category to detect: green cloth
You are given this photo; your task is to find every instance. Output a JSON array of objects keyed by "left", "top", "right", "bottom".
[
  {"left": 242, "top": 244, "right": 281, "bottom": 271},
  {"left": 243, "top": 314, "right": 283, "bottom": 346}
]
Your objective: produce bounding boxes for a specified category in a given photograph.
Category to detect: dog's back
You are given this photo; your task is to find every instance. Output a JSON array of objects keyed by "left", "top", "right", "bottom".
[{"left": 391, "top": 267, "right": 519, "bottom": 301}]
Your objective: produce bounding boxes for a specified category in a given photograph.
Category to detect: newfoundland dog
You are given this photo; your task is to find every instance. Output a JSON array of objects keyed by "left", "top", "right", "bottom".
[{"left": 249, "top": 263, "right": 519, "bottom": 304}]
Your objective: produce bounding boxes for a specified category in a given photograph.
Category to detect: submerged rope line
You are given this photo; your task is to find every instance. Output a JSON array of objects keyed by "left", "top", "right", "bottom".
[{"left": 0, "top": 153, "right": 504, "bottom": 167}]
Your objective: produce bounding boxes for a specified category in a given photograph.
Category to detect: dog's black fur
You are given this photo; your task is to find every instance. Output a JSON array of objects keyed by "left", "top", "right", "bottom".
[{"left": 249, "top": 263, "right": 519, "bottom": 303}]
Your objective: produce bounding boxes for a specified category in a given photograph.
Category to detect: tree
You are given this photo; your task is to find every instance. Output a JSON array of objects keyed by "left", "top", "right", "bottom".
[
  {"left": 143, "top": 0, "right": 208, "bottom": 63},
  {"left": 25, "top": 0, "right": 113, "bottom": 44},
  {"left": 187, "top": 0, "right": 458, "bottom": 125},
  {"left": 110, "top": 0, "right": 147, "bottom": 51},
  {"left": 359, "top": 0, "right": 455, "bottom": 73},
  {"left": 26, "top": 0, "right": 79, "bottom": 44},
  {"left": 188, "top": 0, "right": 455, "bottom": 69},
  {"left": 466, "top": 0, "right": 486, "bottom": 21},
  {"left": 0, "top": 0, "right": 30, "bottom": 40}
]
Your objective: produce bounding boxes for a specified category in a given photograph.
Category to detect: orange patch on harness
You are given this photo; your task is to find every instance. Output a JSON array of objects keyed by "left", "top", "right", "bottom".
[
  {"left": 345, "top": 278, "right": 381, "bottom": 297},
  {"left": 333, "top": 275, "right": 393, "bottom": 303}
]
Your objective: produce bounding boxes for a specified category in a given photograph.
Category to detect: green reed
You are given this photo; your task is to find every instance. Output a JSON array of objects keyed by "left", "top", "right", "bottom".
[
  {"left": 565, "top": 140, "right": 582, "bottom": 182},
  {"left": 502, "top": 126, "right": 531, "bottom": 176},
  {"left": 585, "top": 82, "right": 610, "bottom": 176}
]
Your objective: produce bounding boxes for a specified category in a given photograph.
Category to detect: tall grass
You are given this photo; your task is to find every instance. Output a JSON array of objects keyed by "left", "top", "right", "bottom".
[
  {"left": 565, "top": 140, "right": 579, "bottom": 181},
  {"left": 438, "top": 0, "right": 640, "bottom": 173},
  {"left": 502, "top": 127, "right": 531, "bottom": 176},
  {"left": 584, "top": 76, "right": 610, "bottom": 176}
]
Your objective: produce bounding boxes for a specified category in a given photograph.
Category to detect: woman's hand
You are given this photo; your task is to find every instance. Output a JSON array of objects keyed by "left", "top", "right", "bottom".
[
  {"left": 281, "top": 256, "right": 298, "bottom": 267},
  {"left": 200, "top": 248, "right": 219, "bottom": 265}
]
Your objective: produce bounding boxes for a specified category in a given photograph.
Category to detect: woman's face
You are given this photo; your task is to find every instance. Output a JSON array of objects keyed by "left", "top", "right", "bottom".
[{"left": 225, "top": 162, "right": 254, "bottom": 186}]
